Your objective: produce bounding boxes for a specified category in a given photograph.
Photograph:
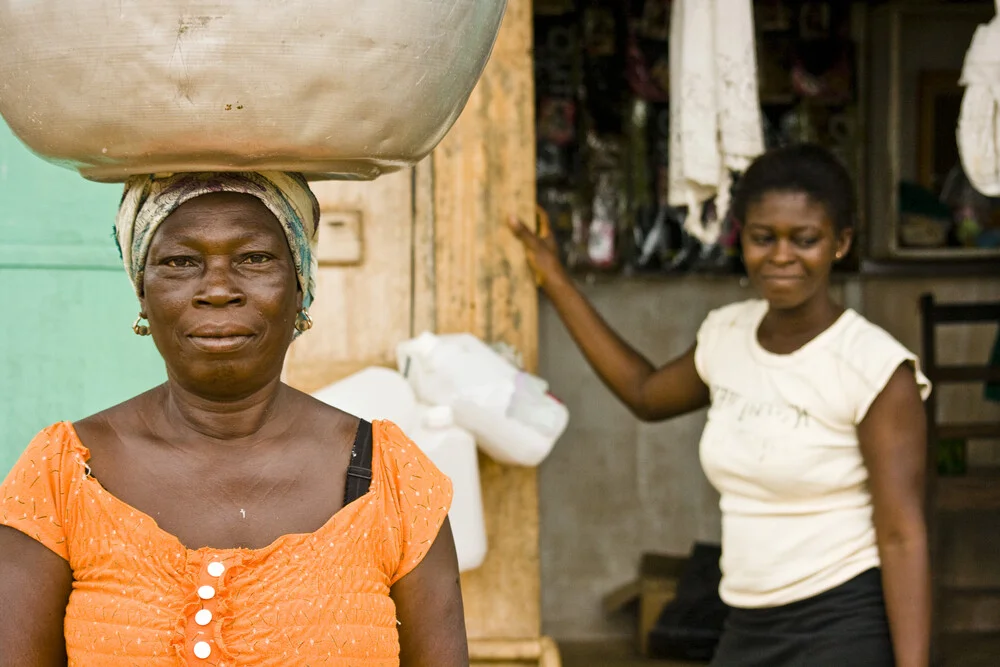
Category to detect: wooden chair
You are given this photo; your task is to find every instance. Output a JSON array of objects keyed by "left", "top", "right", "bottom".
[{"left": 919, "top": 294, "right": 1000, "bottom": 664}]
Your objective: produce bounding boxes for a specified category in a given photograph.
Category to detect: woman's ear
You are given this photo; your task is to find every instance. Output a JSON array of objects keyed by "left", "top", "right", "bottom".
[
  {"left": 137, "top": 271, "right": 147, "bottom": 312},
  {"left": 835, "top": 228, "right": 854, "bottom": 261},
  {"left": 296, "top": 287, "right": 304, "bottom": 312}
]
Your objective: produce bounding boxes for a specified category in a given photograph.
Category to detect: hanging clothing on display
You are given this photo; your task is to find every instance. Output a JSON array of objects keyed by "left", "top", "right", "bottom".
[
  {"left": 958, "top": 0, "right": 1000, "bottom": 196},
  {"left": 668, "top": 0, "right": 764, "bottom": 245}
]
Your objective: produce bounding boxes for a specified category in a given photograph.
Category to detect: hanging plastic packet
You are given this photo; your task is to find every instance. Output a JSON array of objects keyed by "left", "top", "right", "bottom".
[
  {"left": 584, "top": 133, "right": 626, "bottom": 270},
  {"left": 588, "top": 172, "right": 620, "bottom": 269}
]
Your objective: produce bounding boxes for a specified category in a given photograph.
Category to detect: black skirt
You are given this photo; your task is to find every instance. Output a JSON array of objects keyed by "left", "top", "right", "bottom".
[{"left": 710, "top": 568, "right": 894, "bottom": 667}]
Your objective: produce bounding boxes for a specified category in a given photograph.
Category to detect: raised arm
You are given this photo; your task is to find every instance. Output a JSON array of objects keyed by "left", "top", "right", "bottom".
[
  {"left": 0, "top": 526, "right": 73, "bottom": 667},
  {"left": 508, "top": 215, "right": 709, "bottom": 421}
]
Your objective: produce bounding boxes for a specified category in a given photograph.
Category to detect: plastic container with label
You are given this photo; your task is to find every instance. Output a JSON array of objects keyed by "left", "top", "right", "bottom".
[
  {"left": 397, "top": 332, "right": 568, "bottom": 467},
  {"left": 410, "top": 405, "right": 487, "bottom": 573}
]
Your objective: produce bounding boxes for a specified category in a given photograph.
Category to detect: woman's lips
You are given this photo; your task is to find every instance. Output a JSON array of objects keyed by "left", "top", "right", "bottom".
[
  {"left": 187, "top": 334, "right": 255, "bottom": 353},
  {"left": 761, "top": 274, "right": 804, "bottom": 283}
]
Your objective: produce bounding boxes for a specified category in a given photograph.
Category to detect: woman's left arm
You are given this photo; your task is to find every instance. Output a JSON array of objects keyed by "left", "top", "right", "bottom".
[
  {"left": 391, "top": 518, "right": 469, "bottom": 667},
  {"left": 857, "top": 363, "right": 931, "bottom": 667}
]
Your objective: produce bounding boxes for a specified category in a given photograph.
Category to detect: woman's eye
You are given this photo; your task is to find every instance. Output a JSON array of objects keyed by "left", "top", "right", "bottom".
[
  {"left": 243, "top": 253, "right": 272, "bottom": 264},
  {"left": 164, "top": 257, "right": 195, "bottom": 268},
  {"left": 750, "top": 235, "right": 773, "bottom": 245},
  {"left": 795, "top": 237, "right": 820, "bottom": 248}
]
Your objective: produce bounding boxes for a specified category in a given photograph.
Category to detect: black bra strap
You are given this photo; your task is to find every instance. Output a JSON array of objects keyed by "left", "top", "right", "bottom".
[{"left": 344, "top": 419, "right": 373, "bottom": 506}]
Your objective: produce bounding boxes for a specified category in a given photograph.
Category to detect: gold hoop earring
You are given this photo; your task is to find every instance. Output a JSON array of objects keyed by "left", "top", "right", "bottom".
[
  {"left": 132, "top": 314, "right": 150, "bottom": 336},
  {"left": 294, "top": 309, "right": 314, "bottom": 333}
]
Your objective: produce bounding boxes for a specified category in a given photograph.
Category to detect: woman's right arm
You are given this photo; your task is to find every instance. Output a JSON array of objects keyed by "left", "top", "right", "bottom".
[
  {"left": 0, "top": 526, "right": 72, "bottom": 666},
  {"left": 508, "top": 216, "right": 710, "bottom": 421}
]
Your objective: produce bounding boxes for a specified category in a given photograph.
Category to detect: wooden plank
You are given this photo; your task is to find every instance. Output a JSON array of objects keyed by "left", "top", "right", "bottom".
[
  {"left": 411, "top": 158, "right": 437, "bottom": 337},
  {"left": 938, "top": 631, "right": 1000, "bottom": 666},
  {"left": 937, "top": 475, "right": 1000, "bottom": 511},
  {"left": 284, "top": 170, "right": 415, "bottom": 393},
  {"left": 930, "top": 366, "right": 1000, "bottom": 383},
  {"left": 469, "top": 637, "right": 560, "bottom": 666},
  {"left": 421, "top": 0, "right": 542, "bottom": 644},
  {"left": 939, "top": 587, "right": 1000, "bottom": 633},
  {"left": 937, "top": 423, "right": 1000, "bottom": 441},
  {"left": 925, "top": 302, "right": 1000, "bottom": 324}
]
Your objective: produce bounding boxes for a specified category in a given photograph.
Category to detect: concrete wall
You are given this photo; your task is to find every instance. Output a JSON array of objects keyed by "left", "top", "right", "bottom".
[
  {"left": 537, "top": 274, "right": 999, "bottom": 640},
  {"left": 537, "top": 277, "right": 736, "bottom": 640}
]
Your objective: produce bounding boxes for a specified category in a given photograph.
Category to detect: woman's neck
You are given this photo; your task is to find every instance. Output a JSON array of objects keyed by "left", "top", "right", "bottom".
[
  {"left": 155, "top": 377, "right": 293, "bottom": 443},
  {"left": 770, "top": 295, "right": 842, "bottom": 333},
  {"left": 759, "top": 293, "right": 844, "bottom": 353}
]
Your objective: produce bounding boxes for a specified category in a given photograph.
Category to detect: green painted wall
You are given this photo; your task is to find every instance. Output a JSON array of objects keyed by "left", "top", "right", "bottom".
[{"left": 0, "top": 121, "right": 165, "bottom": 475}]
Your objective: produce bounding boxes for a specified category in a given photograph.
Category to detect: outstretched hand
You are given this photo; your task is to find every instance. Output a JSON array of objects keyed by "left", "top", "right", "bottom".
[{"left": 506, "top": 208, "right": 564, "bottom": 288}]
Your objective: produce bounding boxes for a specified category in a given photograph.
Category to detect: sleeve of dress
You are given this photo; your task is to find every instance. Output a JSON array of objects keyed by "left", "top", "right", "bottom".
[
  {"left": 377, "top": 421, "right": 454, "bottom": 586},
  {"left": 0, "top": 423, "right": 75, "bottom": 560},
  {"left": 846, "top": 325, "right": 933, "bottom": 424},
  {"left": 693, "top": 313, "right": 718, "bottom": 385}
]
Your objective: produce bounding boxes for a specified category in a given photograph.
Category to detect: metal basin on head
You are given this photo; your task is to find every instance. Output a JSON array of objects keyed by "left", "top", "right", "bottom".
[{"left": 0, "top": 0, "right": 508, "bottom": 182}]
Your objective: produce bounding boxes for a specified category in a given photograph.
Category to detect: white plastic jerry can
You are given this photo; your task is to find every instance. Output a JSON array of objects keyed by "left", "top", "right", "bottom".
[
  {"left": 410, "top": 405, "right": 488, "bottom": 573},
  {"left": 397, "top": 332, "right": 569, "bottom": 467}
]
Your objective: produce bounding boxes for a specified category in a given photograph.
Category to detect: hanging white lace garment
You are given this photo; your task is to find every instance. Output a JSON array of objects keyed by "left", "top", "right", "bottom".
[
  {"left": 668, "top": 0, "right": 764, "bottom": 245},
  {"left": 958, "top": 1, "right": 1000, "bottom": 196}
]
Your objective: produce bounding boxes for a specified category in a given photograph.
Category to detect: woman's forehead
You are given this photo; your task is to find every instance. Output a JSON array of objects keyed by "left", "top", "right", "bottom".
[
  {"left": 745, "top": 191, "right": 832, "bottom": 227},
  {"left": 153, "top": 193, "right": 286, "bottom": 244}
]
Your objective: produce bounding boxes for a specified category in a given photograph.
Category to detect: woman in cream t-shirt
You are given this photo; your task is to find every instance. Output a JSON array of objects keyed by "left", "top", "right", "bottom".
[{"left": 509, "top": 145, "right": 930, "bottom": 667}]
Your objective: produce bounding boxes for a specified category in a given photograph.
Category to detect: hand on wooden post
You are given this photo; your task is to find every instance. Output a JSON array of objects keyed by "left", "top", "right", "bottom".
[{"left": 506, "top": 208, "right": 563, "bottom": 288}]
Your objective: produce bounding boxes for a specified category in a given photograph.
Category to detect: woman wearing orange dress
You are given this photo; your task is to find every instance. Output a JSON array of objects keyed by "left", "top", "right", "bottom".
[{"left": 0, "top": 172, "right": 467, "bottom": 666}]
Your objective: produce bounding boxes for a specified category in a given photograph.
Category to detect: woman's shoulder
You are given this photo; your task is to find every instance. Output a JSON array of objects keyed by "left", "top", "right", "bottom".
[
  {"left": 373, "top": 420, "right": 439, "bottom": 470},
  {"left": 70, "top": 390, "right": 162, "bottom": 460},
  {"left": 828, "top": 310, "right": 917, "bottom": 364},
  {"left": 14, "top": 421, "right": 85, "bottom": 462},
  {"left": 370, "top": 419, "right": 453, "bottom": 585},
  {"left": 826, "top": 310, "right": 932, "bottom": 405},
  {"left": 371, "top": 420, "right": 452, "bottom": 504}
]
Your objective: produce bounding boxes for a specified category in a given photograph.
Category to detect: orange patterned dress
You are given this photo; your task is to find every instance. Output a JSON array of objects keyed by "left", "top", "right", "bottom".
[{"left": 0, "top": 420, "right": 452, "bottom": 666}]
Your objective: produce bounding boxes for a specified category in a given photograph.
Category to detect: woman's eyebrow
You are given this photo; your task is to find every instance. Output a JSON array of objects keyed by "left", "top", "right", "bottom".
[{"left": 151, "top": 230, "right": 282, "bottom": 249}]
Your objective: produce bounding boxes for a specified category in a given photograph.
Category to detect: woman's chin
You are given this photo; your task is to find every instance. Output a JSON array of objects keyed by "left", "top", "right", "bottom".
[
  {"left": 760, "top": 288, "right": 812, "bottom": 312},
  {"left": 172, "top": 363, "right": 278, "bottom": 400}
]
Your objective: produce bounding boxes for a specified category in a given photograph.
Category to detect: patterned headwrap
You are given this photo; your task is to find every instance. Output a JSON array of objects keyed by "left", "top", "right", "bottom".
[{"left": 114, "top": 171, "right": 321, "bottom": 311}]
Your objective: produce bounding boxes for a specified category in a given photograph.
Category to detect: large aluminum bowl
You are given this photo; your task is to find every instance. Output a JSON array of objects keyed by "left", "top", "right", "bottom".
[{"left": 0, "top": 1, "right": 506, "bottom": 182}]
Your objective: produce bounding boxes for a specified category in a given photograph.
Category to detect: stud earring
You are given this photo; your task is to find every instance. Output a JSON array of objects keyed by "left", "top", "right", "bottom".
[
  {"left": 294, "top": 309, "right": 314, "bottom": 333},
  {"left": 132, "top": 313, "right": 150, "bottom": 336}
]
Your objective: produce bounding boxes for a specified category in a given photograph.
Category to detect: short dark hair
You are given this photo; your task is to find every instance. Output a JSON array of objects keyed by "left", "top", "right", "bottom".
[{"left": 731, "top": 144, "right": 856, "bottom": 232}]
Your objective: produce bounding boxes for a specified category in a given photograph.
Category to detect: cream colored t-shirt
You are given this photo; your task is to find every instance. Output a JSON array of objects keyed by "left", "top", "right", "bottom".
[{"left": 695, "top": 299, "right": 931, "bottom": 609}]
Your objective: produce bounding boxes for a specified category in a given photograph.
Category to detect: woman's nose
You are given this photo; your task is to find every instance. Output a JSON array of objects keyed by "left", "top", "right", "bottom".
[
  {"left": 768, "top": 239, "right": 795, "bottom": 265},
  {"left": 194, "top": 258, "right": 246, "bottom": 307}
]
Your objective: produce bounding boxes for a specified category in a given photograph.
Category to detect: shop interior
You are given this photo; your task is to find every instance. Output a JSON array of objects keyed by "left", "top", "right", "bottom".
[{"left": 530, "top": 1, "right": 1000, "bottom": 665}]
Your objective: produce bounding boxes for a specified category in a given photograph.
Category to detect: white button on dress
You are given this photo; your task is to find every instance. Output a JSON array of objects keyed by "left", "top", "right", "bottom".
[
  {"left": 194, "top": 641, "right": 212, "bottom": 659},
  {"left": 207, "top": 562, "right": 226, "bottom": 577},
  {"left": 197, "top": 585, "right": 216, "bottom": 600},
  {"left": 195, "top": 609, "right": 213, "bottom": 626}
]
